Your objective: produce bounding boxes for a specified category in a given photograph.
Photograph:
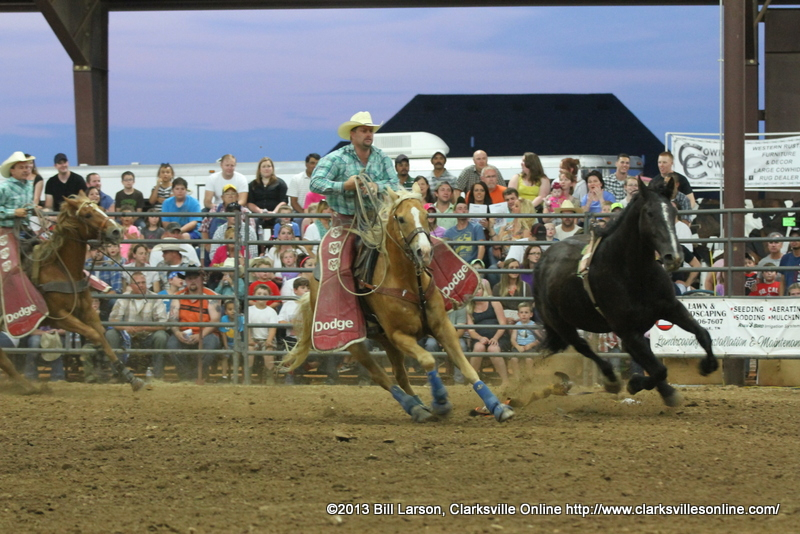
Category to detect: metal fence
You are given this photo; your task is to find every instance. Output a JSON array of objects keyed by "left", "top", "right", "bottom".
[{"left": 5, "top": 203, "right": 800, "bottom": 385}]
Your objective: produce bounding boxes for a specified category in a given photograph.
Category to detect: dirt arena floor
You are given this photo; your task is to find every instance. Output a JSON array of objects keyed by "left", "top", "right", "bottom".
[{"left": 1, "top": 378, "right": 798, "bottom": 534}]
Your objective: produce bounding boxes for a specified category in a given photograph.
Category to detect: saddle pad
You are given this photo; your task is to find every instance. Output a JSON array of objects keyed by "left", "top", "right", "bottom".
[
  {"left": 0, "top": 229, "right": 48, "bottom": 337},
  {"left": 311, "top": 226, "right": 366, "bottom": 352},
  {"left": 429, "top": 236, "right": 480, "bottom": 310}
]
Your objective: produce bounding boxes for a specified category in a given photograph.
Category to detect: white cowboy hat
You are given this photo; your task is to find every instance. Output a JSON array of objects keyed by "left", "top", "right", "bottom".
[
  {"left": 222, "top": 257, "right": 244, "bottom": 277},
  {"left": 337, "top": 111, "right": 382, "bottom": 140},
  {"left": 555, "top": 200, "right": 584, "bottom": 214},
  {"left": 156, "top": 243, "right": 184, "bottom": 253},
  {"left": 0, "top": 151, "right": 34, "bottom": 178},
  {"left": 39, "top": 331, "right": 63, "bottom": 362}
]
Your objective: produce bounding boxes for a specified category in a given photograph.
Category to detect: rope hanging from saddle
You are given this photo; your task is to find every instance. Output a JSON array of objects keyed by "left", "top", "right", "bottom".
[
  {"left": 345, "top": 173, "right": 435, "bottom": 329},
  {"left": 577, "top": 229, "right": 605, "bottom": 319}
]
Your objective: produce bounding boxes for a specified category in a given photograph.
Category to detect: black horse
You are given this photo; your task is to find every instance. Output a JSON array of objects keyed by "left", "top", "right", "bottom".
[{"left": 534, "top": 176, "right": 719, "bottom": 406}]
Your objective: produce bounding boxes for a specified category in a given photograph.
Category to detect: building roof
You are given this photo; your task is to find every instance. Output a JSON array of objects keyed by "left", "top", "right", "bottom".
[{"left": 376, "top": 93, "right": 664, "bottom": 175}]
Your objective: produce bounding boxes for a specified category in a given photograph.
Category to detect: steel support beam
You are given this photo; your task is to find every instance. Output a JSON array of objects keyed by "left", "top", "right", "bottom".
[
  {"left": 34, "top": 0, "right": 109, "bottom": 164},
  {"left": 723, "top": 0, "right": 746, "bottom": 385},
  {"left": 745, "top": 0, "right": 759, "bottom": 134},
  {"left": 765, "top": 9, "right": 800, "bottom": 135}
]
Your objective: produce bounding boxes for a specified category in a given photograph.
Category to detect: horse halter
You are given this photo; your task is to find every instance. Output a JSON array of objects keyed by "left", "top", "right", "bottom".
[
  {"left": 75, "top": 198, "right": 119, "bottom": 245},
  {"left": 392, "top": 200, "right": 431, "bottom": 272}
]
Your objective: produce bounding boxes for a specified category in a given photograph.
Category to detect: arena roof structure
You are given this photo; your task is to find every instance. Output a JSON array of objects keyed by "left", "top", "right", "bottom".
[
  {"left": 378, "top": 93, "right": 664, "bottom": 174},
  {"left": 0, "top": 0, "right": 793, "bottom": 168}
]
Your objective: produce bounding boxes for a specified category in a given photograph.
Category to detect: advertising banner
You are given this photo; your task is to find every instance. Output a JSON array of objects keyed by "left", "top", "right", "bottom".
[
  {"left": 649, "top": 298, "right": 800, "bottom": 356},
  {"left": 671, "top": 135, "right": 800, "bottom": 188}
]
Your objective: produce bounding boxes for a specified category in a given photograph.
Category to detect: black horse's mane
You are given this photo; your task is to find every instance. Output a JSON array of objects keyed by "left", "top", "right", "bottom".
[{"left": 594, "top": 180, "right": 669, "bottom": 239}]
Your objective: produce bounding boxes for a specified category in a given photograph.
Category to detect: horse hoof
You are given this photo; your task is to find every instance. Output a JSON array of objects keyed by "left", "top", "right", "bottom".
[
  {"left": 410, "top": 404, "right": 435, "bottom": 423},
  {"left": 699, "top": 358, "right": 719, "bottom": 376},
  {"left": 493, "top": 404, "right": 515, "bottom": 423},
  {"left": 130, "top": 377, "right": 145, "bottom": 392},
  {"left": 663, "top": 390, "right": 684, "bottom": 407},
  {"left": 431, "top": 400, "right": 453, "bottom": 417},
  {"left": 603, "top": 377, "right": 622, "bottom": 394},
  {"left": 627, "top": 374, "right": 645, "bottom": 395}
]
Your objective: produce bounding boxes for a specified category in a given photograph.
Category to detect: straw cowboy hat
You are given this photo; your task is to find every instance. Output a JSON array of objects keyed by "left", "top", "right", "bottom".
[
  {"left": 555, "top": 200, "right": 584, "bottom": 214},
  {"left": 0, "top": 151, "right": 35, "bottom": 178},
  {"left": 337, "top": 111, "right": 382, "bottom": 140}
]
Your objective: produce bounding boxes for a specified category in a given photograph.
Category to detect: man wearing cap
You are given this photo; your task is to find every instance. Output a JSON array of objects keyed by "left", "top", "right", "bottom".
[
  {"left": 759, "top": 231, "right": 787, "bottom": 274},
  {"left": 200, "top": 183, "right": 256, "bottom": 256},
  {"left": 288, "top": 153, "right": 321, "bottom": 214},
  {"left": 167, "top": 269, "right": 222, "bottom": 381},
  {"left": 395, "top": 154, "right": 413, "bottom": 189},
  {"left": 427, "top": 151, "right": 454, "bottom": 191},
  {"left": 554, "top": 200, "right": 583, "bottom": 241},
  {"left": 454, "top": 150, "right": 505, "bottom": 198},
  {"left": 45, "top": 153, "right": 86, "bottom": 212},
  {"left": 105, "top": 271, "right": 169, "bottom": 378},
  {"left": 779, "top": 229, "right": 800, "bottom": 293},
  {"left": 604, "top": 154, "right": 632, "bottom": 202},
  {"left": 209, "top": 202, "right": 258, "bottom": 260},
  {"left": 204, "top": 154, "right": 248, "bottom": 209},
  {"left": 86, "top": 173, "right": 115, "bottom": 212}
]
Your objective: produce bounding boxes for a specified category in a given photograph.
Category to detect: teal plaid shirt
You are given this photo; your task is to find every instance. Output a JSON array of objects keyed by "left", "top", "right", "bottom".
[
  {"left": 0, "top": 177, "right": 33, "bottom": 228},
  {"left": 310, "top": 144, "right": 399, "bottom": 215}
]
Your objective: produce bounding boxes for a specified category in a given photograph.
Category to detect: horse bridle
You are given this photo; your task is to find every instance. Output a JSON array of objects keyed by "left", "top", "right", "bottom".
[
  {"left": 391, "top": 199, "right": 435, "bottom": 329},
  {"left": 391, "top": 199, "right": 432, "bottom": 274},
  {"left": 75, "top": 198, "right": 117, "bottom": 245}
]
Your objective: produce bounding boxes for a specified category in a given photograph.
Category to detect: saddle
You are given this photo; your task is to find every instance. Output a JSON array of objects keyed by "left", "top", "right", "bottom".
[{"left": 311, "top": 229, "right": 479, "bottom": 352}]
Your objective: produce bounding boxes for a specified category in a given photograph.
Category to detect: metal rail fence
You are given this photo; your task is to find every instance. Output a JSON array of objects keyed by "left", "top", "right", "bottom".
[{"left": 5, "top": 204, "right": 800, "bottom": 386}]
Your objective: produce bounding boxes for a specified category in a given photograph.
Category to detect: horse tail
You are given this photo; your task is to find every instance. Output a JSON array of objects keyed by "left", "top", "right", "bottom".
[{"left": 281, "top": 292, "right": 313, "bottom": 372}]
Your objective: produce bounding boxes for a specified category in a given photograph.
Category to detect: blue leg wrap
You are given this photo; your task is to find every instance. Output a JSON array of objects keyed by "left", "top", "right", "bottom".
[
  {"left": 427, "top": 370, "right": 448, "bottom": 405},
  {"left": 391, "top": 384, "right": 421, "bottom": 415},
  {"left": 473, "top": 380, "right": 501, "bottom": 413}
]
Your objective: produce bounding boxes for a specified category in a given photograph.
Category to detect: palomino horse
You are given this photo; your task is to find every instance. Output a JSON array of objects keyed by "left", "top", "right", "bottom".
[
  {"left": 281, "top": 187, "right": 514, "bottom": 422},
  {"left": 0, "top": 192, "right": 144, "bottom": 392},
  {"left": 534, "top": 177, "right": 719, "bottom": 406}
]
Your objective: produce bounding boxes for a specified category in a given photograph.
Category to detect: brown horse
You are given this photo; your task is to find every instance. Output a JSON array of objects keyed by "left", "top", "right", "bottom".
[
  {"left": 0, "top": 192, "right": 144, "bottom": 392},
  {"left": 281, "top": 187, "right": 514, "bottom": 422}
]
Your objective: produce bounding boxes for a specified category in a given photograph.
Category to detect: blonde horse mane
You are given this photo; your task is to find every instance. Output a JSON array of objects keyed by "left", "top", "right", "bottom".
[{"left": 351, "top": 186, "right": 423, "bottom": 255}]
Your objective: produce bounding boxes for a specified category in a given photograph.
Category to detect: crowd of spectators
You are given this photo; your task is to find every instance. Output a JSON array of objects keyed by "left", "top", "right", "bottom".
[{"left": 7, "top": 149, "right": 799, "bottom": 386}]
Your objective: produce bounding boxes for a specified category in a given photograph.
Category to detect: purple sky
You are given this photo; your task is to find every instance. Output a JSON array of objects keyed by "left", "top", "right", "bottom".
[{"left": 0, "top": 5, "right": 725, "bottom": 164}]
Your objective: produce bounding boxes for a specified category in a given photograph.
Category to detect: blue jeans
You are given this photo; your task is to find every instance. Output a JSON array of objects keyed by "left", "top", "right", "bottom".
[
  {"left": 25, "top": 334, "right": 66, "bottom": 381},
  {"left": 166, "top": 333, "right": 221, "bottom": 381}
]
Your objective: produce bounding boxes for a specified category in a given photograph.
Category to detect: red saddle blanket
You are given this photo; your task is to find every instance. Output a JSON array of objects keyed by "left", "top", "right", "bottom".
[
  {"left": 0, "top": 229, "right": 48, "bottom": 337},
  {"left": 312, "top": 226, "right": 365, "bottom": 352},
  {"left": 428, "top": 236, "right": 480, "bottom": 310},
  {"left": 311, "top": 230, "right": 481, "bottom": 352}
]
